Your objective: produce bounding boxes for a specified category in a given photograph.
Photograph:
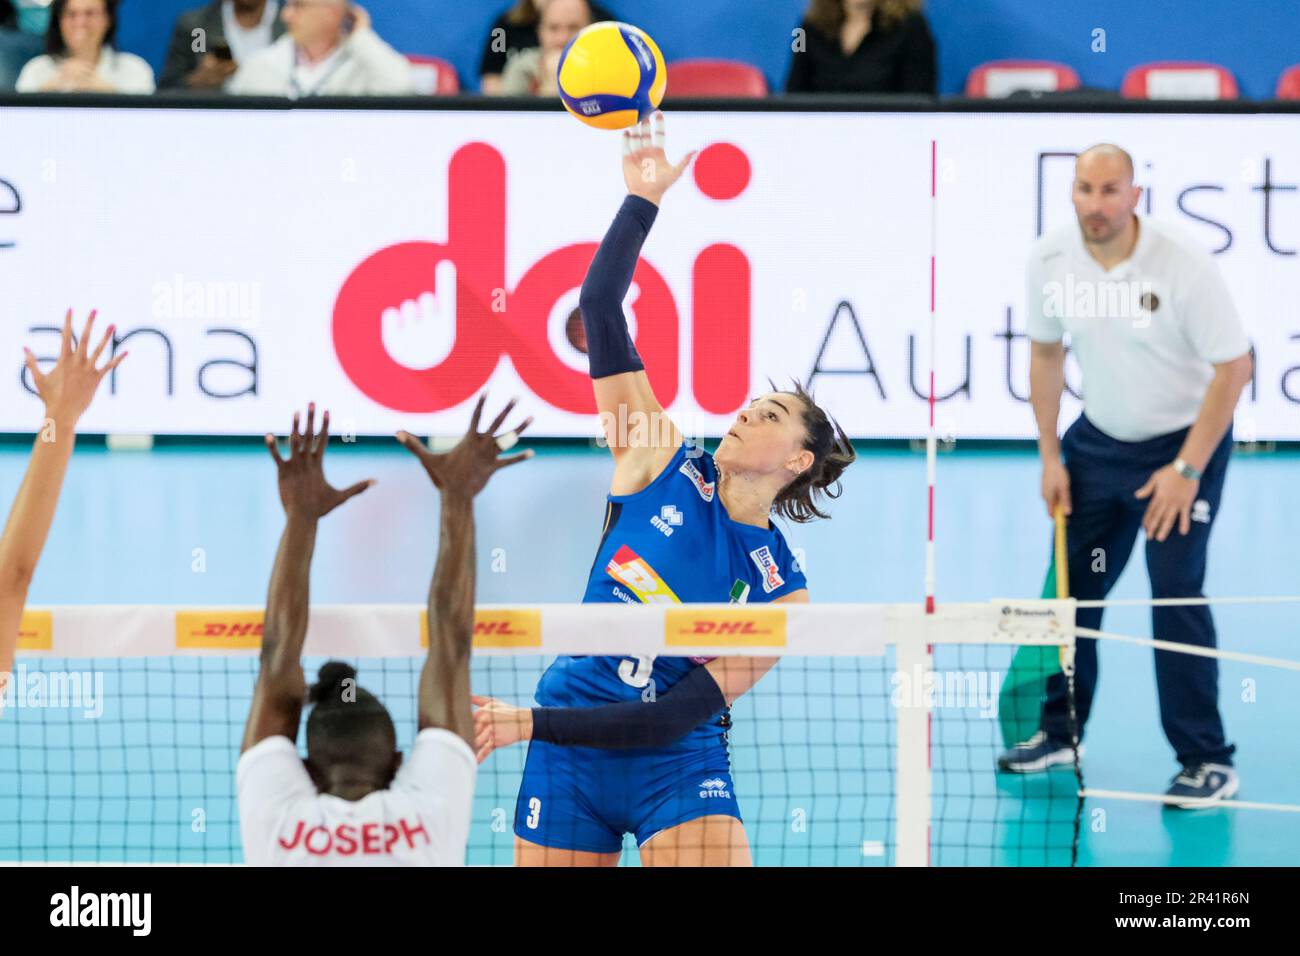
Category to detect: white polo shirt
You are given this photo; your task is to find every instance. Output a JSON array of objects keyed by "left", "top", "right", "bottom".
[
  {"left": 1026, "top": 216, "right": 1249, "bottom": 442},
  {"left": 237, "top": 728, "right": 476, "bottom": 866}
]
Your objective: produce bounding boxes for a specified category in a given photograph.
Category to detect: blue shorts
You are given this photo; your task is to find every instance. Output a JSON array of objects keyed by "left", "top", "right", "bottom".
[{"left": 513, "top": 739, "right": 742, "bottom": 854}]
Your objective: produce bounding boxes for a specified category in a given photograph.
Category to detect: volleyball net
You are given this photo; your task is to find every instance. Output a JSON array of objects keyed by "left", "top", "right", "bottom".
[{"left": 0, "top": 600, "right": 1098, "bottom": 866}]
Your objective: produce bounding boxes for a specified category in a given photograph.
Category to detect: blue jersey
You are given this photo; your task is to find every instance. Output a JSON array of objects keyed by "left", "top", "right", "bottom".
[{"left": 535, "top": 442, "right": 807, "bottom": 729}]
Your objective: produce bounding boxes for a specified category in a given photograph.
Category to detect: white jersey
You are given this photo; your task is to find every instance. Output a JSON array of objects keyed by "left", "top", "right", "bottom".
[
  {"left": 1025, "top": 215, "right": 1249, "bottom": 442},
  {"left": 237, "top": 728, "right": 476, "bottom": 866}
]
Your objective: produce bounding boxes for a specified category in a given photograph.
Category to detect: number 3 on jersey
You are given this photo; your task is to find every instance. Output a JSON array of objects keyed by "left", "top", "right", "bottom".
[
  {"left": 618, "top": 655, "right": 655, "bottom": 688},
  {"left": 525, "top": 797, "right": 541, "bottom": 830}
]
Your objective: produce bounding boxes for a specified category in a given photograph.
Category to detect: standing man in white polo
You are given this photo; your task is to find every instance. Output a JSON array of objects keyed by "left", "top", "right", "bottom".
[{"left": 1001, "top": 143, "right": 1253, "bottom": 808}]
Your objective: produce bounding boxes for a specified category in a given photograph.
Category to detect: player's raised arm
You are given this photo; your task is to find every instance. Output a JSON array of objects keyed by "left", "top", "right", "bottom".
[
  {"left": 1, "top": 311, "right": 124, "bottom": 683},
  {"left": 397, "top": 396, "right": 532, "bottom": 750},
  {"left": 241, "top": 405, "right": 373, "bottom": 753},
  {"left": 581, "top": 113, "right": 696, "bottom": 486}
]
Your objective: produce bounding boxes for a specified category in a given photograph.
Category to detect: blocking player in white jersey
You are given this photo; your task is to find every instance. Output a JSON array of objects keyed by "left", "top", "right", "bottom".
[{"left": 237, "top": 396, "right": 532, "bottom": 865}]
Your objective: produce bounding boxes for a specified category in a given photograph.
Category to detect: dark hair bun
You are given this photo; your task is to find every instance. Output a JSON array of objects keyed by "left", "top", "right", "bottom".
[{"left": 309, "top": 660, "right": 357, "bottom": 705}]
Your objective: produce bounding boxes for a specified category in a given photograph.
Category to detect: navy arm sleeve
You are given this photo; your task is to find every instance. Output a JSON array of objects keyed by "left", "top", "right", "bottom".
[
  {"left": 531, "top": 664, "right": 726, "bottom": 749},
  {"left": 577, "top": 194, "right": 659, "bottom": 379}
]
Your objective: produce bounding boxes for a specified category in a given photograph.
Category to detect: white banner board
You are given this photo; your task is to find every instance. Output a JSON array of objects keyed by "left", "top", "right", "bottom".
[{"left": 0, "top": 107, "right": 1295, "bottom": 438}]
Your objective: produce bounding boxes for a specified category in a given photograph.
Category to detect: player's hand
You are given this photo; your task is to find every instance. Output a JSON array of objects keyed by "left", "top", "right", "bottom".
[
  {"left": 1135, "top": 464, "right": 1198, "bottom": 542},
  {"left": 396, "top": 394, "right": 533, "bottom": 499},
  {"left": 1040, "top": 458, "right": 1072, "bottom": 519},
  {"left": 266, "top": 404, "right": 374, "bottom": 520},
  {"left": 25, "top": 309, "right": 127, "bottom": 427},
  {"left": 623, "top": 112, "right": 696, "bottom": 207},
  {"left": 472, "top": 695, "right": 532, "bottom": 764}
]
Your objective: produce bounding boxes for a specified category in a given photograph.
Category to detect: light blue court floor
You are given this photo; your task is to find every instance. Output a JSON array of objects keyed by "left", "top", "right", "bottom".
[{"left": 0, "top": 440, "right": 1296, "bottom": 865}]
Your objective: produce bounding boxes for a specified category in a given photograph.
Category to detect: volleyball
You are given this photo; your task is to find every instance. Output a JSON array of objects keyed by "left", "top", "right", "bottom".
[{"left": 556, "top": 21, "right": 667, "bottom": 130}]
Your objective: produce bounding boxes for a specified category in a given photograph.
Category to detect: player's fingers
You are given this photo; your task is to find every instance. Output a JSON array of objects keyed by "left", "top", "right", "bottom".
[
  {"left": 338, "top": 479, "right": 375, "bottom": 504},
  {"left": 288, "top": 412, "right": 304, "bottom": 455},
  {"left": 485, "top": 397, "right": 517, "bottom": 436},
  {"left": 100, "top": 351, "right": 129, "bottom": 375},
  {"left": 89, "top": 323, "right": 115, "bottom": 366},
  {"left": 304, "top": 402, "right": 317, "bottom": 445},
  {"left": 1179, "top": 503, "right": 1192, "bottom": 537},
  {"left": 396, "top": 430, "right": 430, "bottom": 460},
  {"left": 493, "top": 449, "right": 535, "bottom": 471},
  {"left": 652, "top": 110, "right": 665, "bottom": 150},
  {"left": 673, "top": 149, "right": 698, "bottom": 179},
  {"left": 60, "top": 309, "right": 75, "bottom": 359},
  {"left": 315, "top": 410, "right": 330, "bottom": 455},
  {"left": 23, "top": 348, "right": 45, "bottom": 390},
  {"left": 471, "top": 694, "right": 493, "bottom": 707},
  {"left": 468, "top": 393, "right": 487, "bottom": 433},
  {"left": 622, "top": 128, "right": 634, "bottom": 157},
  {"left": 77, "top": 309, "right": 96, "bottom": 358},
  {"left": 265, "top": 433, "right": 285, "bottom": 465},
  {"left": 1133, "top": 477, "right": 1154, "bottom": 500},
  {"left": 511, "top": 416, "right": 534, "bottom": 439}
]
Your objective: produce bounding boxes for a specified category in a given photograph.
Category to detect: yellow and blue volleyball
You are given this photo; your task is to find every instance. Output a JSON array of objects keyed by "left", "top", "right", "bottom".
[{"left": 556, "top": 21, "right": 667, "bottom": 130}]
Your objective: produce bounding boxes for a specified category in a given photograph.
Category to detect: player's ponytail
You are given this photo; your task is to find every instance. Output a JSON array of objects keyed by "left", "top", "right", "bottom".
[
  {"left": 309, "top": 661, "right": 358, "bottom": 707},
  {"left": 772, "top": 379, "right": 857, "bottom": 524}
]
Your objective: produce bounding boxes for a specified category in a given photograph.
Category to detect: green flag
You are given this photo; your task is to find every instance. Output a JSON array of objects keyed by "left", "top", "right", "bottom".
[{"left": 998, "top": 508, "right": 1068, "bottom": 749}]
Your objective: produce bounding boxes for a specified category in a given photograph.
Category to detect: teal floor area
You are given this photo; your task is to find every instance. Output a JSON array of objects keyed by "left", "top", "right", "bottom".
[{"left": 0, "top": 440, "right": 1296, "bottom": 865}]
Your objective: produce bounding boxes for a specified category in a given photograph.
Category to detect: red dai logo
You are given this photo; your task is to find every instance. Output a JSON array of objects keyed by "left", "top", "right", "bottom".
[{"left": 332, "top": 142, "right": 752, "bottom": 414}]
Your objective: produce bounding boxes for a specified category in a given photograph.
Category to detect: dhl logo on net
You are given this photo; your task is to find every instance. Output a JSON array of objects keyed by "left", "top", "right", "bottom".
[
  {"left": 665, "top": 609, "right": 787, "bottom": 648},
  {"left": 420, "top": 609, "right": 542, "bottom": 649},
  {"left": 17, "top": 611, "right": 53, "bottom": 651},
  {"left": 175, "top": 611, "right": 265, "bottom": 649}
]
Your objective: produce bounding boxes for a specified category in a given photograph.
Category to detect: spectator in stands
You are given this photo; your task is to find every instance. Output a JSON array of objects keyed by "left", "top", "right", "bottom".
[
  {"left": 228, "top": 0, "right": 413, "bottom": 97},
  {"left": 15, "top": 0, "right": 154, "bottom": 93},
  {"left": 159, "top": 1, "right": 286, "bottom": 91},
  {"left": 0, "top": 0, "right": 46, "bottom": 92},
  {"left": 479, "top": 0, "right": 612, "bottom": 95},
  {"left": 497, "top": 0, "right": 590, "bottom": 97},
  {"left": 786, "top": 0, "right": 935, "bottom": 95}
]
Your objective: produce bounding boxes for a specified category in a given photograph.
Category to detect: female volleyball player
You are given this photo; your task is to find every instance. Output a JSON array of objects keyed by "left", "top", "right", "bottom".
[
  {"left": 237, "top": 396, "right": 531, "bottom": 865},
  {"left": 1, "top": 310, "right": 125, "bottom": 697},
  {"left": 475, "top": 115, "right": 855, "bottom": 867}
]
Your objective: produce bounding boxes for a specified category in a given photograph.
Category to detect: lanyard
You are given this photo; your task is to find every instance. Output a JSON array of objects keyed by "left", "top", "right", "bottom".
[{"left": 289, "top": 47, "right": 352, "bottom": 98}]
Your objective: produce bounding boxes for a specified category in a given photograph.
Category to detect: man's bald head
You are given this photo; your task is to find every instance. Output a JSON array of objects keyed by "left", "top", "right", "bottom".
[
  {"left": 1076, "top": 144, "right": 1135, "bottom": 184},
  {"left": 1072, "top": 143, "right": 1141, "bottom": 247}
]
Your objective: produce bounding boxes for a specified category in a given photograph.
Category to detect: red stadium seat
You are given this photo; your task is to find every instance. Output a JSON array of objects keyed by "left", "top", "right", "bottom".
[
  {"left": 965, "top": 60, "right": 1080, "bottom": 98},
  {"left": 406, "top": 55, "right": 460, "bottom": 95},
  {"left": 1277, "top": 66, "right": 1300, "bottom": 100},
  {"left": 666, "top": 59, "right": 768, "bottom": 98},
  {"left": 1121, "top": 62, "right": 1238, "bottom": 100}
]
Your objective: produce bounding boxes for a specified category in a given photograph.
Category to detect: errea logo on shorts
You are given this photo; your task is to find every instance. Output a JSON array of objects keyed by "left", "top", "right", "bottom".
[
  {"left": 651, "top": 504, "right": 683, "bottom": 536},
  {"left": 1192, "top": 499, "right": 1212, "bottom": 524},
  {"left": 699, "top": 777, "right": 731, "bottom": 799},
  {"left": 749, "top": 545, "right": 784, "bottom": 593}
]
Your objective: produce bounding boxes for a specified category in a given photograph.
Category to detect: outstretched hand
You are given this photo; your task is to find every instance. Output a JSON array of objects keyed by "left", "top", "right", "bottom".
[
  {"left": 622, "top": 112, "right": 696, "bottom": 207},
  {"left": 266, "top": 403, "right": 373, "bottom": 520},
  {"left": 471, "top": 695, "right": 532, "bottom": 764},
  {"left": 25, "top": 309, "right": 127, "bottom": 426},
  {"left": 396, "top": 394, "right": 533, "bottom": 498}
]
